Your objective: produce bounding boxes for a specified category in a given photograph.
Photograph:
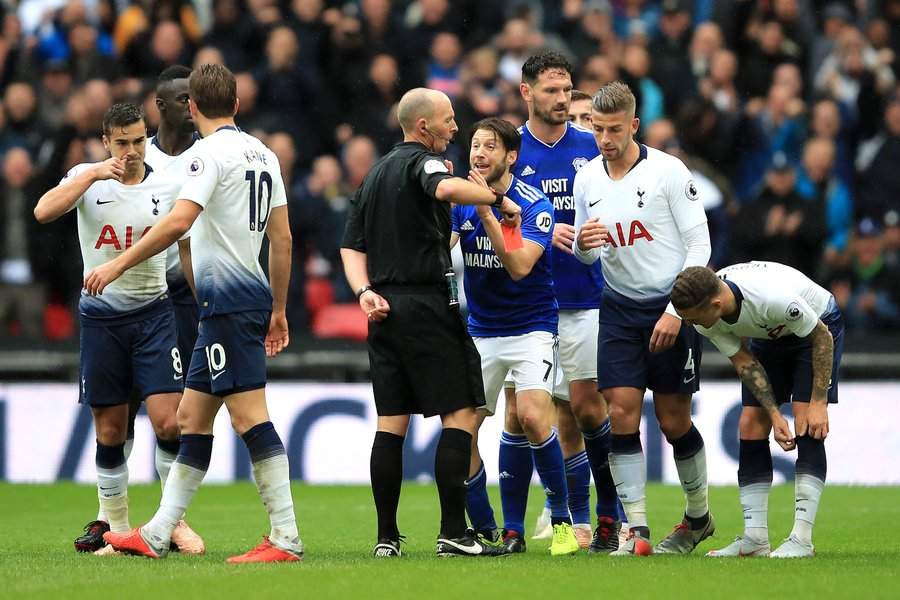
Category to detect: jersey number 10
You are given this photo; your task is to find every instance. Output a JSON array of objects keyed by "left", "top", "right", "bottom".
[{"left": 245, "top": 170, "right": 273, "bottom": 232}]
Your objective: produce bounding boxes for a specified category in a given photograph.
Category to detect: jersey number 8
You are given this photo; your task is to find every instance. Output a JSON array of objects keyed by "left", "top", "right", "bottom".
[{"left": 245, "top": 170, "right": 273, "bottom": 232}]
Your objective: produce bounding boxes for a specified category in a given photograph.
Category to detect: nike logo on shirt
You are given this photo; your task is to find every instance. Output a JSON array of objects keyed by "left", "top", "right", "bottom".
[
  {"left": 96, "top": 199, "right": 116, "bottom": 205},
  {"left": 589, "top": 198, "right": 602, "bottom": 207}
]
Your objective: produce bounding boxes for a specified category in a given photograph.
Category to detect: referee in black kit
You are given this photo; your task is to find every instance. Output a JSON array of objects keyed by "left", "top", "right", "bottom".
[{"left": 341, "top": 88, "right": 521, "bottom": 558}]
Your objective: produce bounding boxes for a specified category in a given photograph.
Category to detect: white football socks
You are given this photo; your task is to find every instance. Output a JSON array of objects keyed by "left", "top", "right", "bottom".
[
  {"left": 97, "top": 438, "right": 133, "bottom": 523},
  {"left": 252, "top": 453, "right": 302, "bottom": 553},
  {"left": 740, "top": 481, "right": 771, "bottom": 543},
  {"left": 97, "top": 461, "right": 129, "bottom": 533},
  {"left": 609, "top": 451, "right": 647, "bottom": 529},
  {"left": 142, "top": 462, "right": 207, "bottom": 550},
  {"left": 791, "top": 474, "right": 825, "bottom": 544},
  {"left": 675, "top": 446, "right": 709, "bottom": 519}
]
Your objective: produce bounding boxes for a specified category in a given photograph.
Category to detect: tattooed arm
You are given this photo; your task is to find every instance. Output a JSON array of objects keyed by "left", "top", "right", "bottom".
[
  {"left": 730, "top": 345, "right": 796, "bottom": 450},
  {"left": 801, "top": 320, "right": 833, "bottom": 440}
]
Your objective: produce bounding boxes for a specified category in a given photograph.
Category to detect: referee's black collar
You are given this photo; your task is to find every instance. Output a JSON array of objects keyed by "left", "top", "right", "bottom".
[
  {"left": 722, "top": 279, "right": 744, "bottom": 324},
  {"left": 602, "top": 143, "right": 647, "bottom": 177}
]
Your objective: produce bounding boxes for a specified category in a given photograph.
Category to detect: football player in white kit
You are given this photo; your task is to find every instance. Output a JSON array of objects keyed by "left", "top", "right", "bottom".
[
  {"left": 88, "top": 64, "right": 303, "bottom": 563},
  {"left": 34, "top": 103, "right": 186, "bottom": 554},
  {"left": 574, "top": 82, "right": 715, "bottom": 556},
  {"left": 72, "top": 66, "right": 206, "bottom": 556},
  {"left": 671, "top": 262, "right": 842, "bottom": 559}
]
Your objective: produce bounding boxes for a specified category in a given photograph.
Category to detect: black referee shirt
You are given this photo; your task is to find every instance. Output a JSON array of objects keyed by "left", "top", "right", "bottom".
[{"left": 341, "top": 142, "right": 456, "bottom": 286}]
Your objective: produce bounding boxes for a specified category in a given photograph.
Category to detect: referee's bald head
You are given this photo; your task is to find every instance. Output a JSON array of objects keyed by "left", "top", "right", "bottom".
[{"left": 398, "top": 88, "right": 447, "bottom": 134}]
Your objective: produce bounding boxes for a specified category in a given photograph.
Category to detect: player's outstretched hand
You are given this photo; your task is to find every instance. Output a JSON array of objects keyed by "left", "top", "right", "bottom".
[
  {"left": 553, "top": 223, "right": 576, "bottom": 254},
  {"left": 83, "top": 259, "right": 125, "bottom": 296},
  {"left": 92, "top": 156, "right": 126, "bottom": 182},
  {"left": 467, "top": 169, "right": 490, "bottom": 190},
  {"left": 265, "top": 312, "right": 290, "bottom": 357},
  {"left": 576, "top": 218, "right": 609, "bottom": 251},
  {"left": 770, "top": 411, "right": 796, "bottom": 451},
  {"left": 649, "top": 313, "right": 682, "bottom": 353},
  {"left": 360, "top": 290, "right": 390, "bottom": 323},
  {"left": 797, "top": 401, "right": 829, "bottom": 440}
]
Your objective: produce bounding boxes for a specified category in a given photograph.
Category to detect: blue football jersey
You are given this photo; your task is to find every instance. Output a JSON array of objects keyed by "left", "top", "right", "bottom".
[
  {"left": 514, "top": 121, "right": 604, "bottom": 309},
  {"left": 452, "top": 177, "right": 558, "bottom": 337}
]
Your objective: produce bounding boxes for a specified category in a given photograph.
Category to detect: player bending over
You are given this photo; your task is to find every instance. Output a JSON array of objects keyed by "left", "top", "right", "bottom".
[{"left": 671, "top": 262, "right": 841, "bottom": 559}]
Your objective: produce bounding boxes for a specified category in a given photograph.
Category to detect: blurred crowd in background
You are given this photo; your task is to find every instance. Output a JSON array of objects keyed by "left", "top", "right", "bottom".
[{"left": 2, "top": 0, "right": 900, "bottom": 343}]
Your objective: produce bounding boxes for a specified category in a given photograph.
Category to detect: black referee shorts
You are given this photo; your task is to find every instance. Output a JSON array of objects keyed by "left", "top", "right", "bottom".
[{"left": 367, "top": 286, "right": 486, "bottom": 418}]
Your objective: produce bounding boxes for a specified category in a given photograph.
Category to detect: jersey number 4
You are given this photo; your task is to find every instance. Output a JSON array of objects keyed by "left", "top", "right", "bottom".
[{"left": 245, "top": 170, "right": 273, "bottom": 231}]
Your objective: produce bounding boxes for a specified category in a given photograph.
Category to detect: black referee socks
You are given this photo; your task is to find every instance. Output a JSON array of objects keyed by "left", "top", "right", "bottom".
[
  {"left": 435, "top": 428, "right": 472, "bottom": 539},
  {"left": 371, "top": 431, "right": 405, "bottom": 541}
]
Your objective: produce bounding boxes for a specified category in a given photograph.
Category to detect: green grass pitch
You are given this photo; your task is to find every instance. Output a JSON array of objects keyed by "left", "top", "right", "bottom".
[{"left": 2, "top": 483, "right": 897, "bottom": 599}]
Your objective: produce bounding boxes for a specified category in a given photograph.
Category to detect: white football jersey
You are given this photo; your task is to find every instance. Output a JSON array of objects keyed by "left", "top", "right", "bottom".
[
  {"left": 67, "top": 163, "right": 182, "bottom": 315},
  {"left": 573, "top": 145, "right": 708, "bottom": 298},
  {"left": 176, "top": 126, "right": 287, "bottom": 317},
  {"left": 697, "top": 261, "right": 834, "bottom": 357},
  {"left": 145, "top": 135, "right": 196, "bottom": 295}
]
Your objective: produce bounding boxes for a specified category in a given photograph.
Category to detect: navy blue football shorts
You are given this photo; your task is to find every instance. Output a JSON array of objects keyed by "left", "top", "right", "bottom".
[
  {"left": 185, "top": 310, "right": 270, "bottom": 397},
  {"left": 742, "top": 299, "right": 844, "bottom": 407},
  {"left": 596, "top": 287, "right": 702, "bottom": 394},
  {"left": 79, "top": 301, "right": 183, "bottom": 406}
]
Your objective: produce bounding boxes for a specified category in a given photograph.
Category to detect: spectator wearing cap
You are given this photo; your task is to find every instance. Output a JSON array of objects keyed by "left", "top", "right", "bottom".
[
  {"left": 795, "top": 136, "right": 853, "bottom": 262},
  {"left": 827, "top": 218, "right": 900, "bottom": 329},
  {"left": 36, "top": 59, "right": 72, "bottom": 130},
  {"left": 612, "top": 0, "right": 661, "bottom": 41},
  {"left": 856, "top": 89, "right": 900, "bottom": 228},
  {"left": 810, "top": 2, "right": 855, "bottom": 82},
  {"left": 733, "top": 151, "right": 826, "bottom": 279}
]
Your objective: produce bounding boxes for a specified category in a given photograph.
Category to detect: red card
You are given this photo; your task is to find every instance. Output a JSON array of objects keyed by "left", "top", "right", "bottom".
[{"left": 501, "top": 223, "right": 523, "bottom": 251}]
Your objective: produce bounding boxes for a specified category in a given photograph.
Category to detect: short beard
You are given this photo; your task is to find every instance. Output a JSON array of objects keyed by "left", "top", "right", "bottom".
[
  {"left": 484, "top": 163, "right": 506, "bottom": 186},
  {"left": 533, "top": 103, "right": 568, "bottom": 126}
]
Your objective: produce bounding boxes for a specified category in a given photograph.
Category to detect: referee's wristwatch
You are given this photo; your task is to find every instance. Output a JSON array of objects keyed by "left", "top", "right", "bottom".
[{"left": 356, "top": 285, "right": 374, "bottom": 300}]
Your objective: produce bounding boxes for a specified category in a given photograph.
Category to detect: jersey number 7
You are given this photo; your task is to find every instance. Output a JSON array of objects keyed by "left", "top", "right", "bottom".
[{"left": 245, "top": 170, "right": 273, "bottom": 232}]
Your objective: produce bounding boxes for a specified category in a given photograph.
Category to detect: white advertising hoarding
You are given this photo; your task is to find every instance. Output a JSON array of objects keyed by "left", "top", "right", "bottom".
[{"left": 1, "top": 382, "right": 897, "bottom": 484}]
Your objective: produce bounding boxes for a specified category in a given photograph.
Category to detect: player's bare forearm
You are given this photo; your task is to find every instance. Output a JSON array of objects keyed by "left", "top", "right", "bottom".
[
  {"left": 268, "top": 239, "right": 291, "bottom": 314},
  {"left": 477, "top": 211, "right": 537, "bottom": 280},
  {"left": 340, "top": 248, "right": 370, "bottom": 291},
  {"left": 33, "top": 170, "right": 96, "bottom": 223},
  {"left": 731, "top": 347, "right": 780, "bottom": 414},
  {"left": 809, "top": 320, "right": 834, "bottom": 403},
  {"left": 264, "top": 205, "right": 291, "bottom": 314},
  {"left": 435, "top": 177, "right": 498, "bottom": 205},
  {"left": 177, "top": 239, "right": 197, "bottom": 299}
]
